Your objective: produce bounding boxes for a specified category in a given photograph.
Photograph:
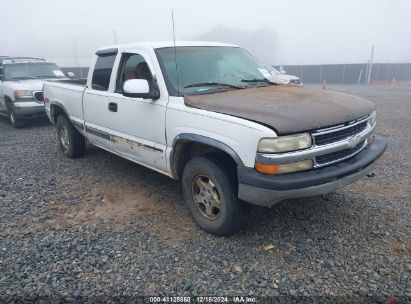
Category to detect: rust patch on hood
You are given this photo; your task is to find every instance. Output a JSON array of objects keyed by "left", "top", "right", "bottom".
[{"left": 184, "top": 86, "right": 375, "bottom": 135}]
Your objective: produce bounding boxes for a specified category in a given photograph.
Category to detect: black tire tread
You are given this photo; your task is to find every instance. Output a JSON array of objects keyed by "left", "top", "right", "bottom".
[
  {"left": 182, "top": 155, "right": 250, "bottom": 236},
  {"left": 6, "top": 100, "right": 24, "bottom": 128},
  {"left": 56, "top": 115, "right": 85, "bottom": 158}
]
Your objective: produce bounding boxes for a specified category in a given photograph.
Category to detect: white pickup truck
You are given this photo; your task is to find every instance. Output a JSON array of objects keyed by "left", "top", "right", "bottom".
[
  {"left": 43, "top": 41, "right": 387, "bottom": 236},
  {"left": 0, "top": 57, "right": 68, "bottom": 128}
]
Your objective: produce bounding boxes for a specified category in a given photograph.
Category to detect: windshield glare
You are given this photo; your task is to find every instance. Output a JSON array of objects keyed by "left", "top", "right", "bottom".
[
  {"left": 4, "top": 62, "right": 65, "bottom": 80},
  {"left": 156, "top": 46, "right": 272, "bottom": 95}
]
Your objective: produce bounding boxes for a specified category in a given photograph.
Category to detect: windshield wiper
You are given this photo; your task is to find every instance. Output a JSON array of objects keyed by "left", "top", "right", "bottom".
[
  {"left": 241, "top": 78, "right": 271, "bottom": 84},
  {"left": 36, "top": 75, "right": 58, "bottom": 78},
  {"left": 184, "top": 82, "right": 244, "bottom": 89},
  {"left": 8, "top": 76, "right": 37, "bottom": 80}
]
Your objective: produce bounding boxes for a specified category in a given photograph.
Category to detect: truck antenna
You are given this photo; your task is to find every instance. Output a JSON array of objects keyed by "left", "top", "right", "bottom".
[{"left": 171, "top": 10, "right": 180, "bottom": 96}]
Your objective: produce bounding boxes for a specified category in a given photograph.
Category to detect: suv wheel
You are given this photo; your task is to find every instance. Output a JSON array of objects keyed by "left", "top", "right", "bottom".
[
  {"left": 8, "top": 107, "right": 23, "bottom": 128},
  {"left": 182, "top": 156, "right": 250, "bottom": 236},
  {"left": 56, "top": 115, "right": 85, "bottom": 158}
]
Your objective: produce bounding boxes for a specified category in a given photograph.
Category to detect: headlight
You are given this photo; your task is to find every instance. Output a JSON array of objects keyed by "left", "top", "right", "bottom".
[
  {"left": 14, "top": 90, "right": 34, "bottom": 99},
  {"left": 369, "top": 111, "right": 376, "bottom": 126},
  {"left": 258, "top": 133, "right": 312, "bottom": 153},
  {"left": 255, "top": 159, "right": 313, "bottom": 175}
]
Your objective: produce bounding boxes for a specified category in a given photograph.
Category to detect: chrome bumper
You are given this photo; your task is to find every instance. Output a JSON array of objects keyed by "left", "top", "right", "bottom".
[{"left": 12, "top": 101, "right": 46, "bottom": 118}]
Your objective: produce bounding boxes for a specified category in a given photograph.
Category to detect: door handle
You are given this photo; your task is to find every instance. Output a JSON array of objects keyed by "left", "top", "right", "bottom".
[{"left": 108, "top": 102, "right": 118, "bottom": 112}]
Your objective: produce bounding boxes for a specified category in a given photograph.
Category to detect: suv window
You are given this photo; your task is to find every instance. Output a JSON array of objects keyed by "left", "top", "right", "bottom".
[
  {"left": 116, "top": 54, "right": 153, "bottom": 92},
  {"left": 3, "top": 62, "right": 65, "bottom": 80},
  {"left": 92, "top": 54, "right": 116, "bottom": 91}
]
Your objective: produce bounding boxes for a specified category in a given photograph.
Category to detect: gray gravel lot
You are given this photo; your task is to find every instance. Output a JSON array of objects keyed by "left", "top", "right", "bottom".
[{"left": 0, "top": 84, "right": 410, "bottom": 302}]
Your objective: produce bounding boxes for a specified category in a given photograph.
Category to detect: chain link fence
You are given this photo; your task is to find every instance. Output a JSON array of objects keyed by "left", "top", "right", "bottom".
[
  {"left": 275, "top": 63, "right": 411, "bottom": 84},
  {"left": 62, "top": 63, "right": 411, "bottom": 84}
]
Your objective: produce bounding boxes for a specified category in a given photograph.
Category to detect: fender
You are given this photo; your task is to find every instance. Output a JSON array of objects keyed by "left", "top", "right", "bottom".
[{"left": 170, "top": 133, "right": 244, "bottom": 178}]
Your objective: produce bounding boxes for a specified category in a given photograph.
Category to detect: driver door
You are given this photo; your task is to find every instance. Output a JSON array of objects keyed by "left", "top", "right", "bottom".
[{"left": 107, "top": 53, "right": 167, "bottom": 171}]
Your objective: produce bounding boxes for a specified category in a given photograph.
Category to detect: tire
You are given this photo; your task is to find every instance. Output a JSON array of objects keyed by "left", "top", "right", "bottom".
[
  {"left": 56, "top": 115, "right": 85, "bottom": 158},
  {"left": 181, "top": 156, "right": 250, "bottom": 236},
  {"left": 7, "top": 106, "right": 24, "bottom": 128}
]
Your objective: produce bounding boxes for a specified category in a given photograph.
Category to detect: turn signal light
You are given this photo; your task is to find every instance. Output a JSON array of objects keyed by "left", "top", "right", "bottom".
[
  {"left": 255, "top": 163, "right": 279, "bottom": 174},
  {"left": 255, "top": 159, "right": 313, "bottom": 175}
]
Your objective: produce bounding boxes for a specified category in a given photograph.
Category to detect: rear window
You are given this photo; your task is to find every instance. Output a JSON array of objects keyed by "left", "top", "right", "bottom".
[{"left": 92, "top": 55, "right": 116, "bottom": 91}]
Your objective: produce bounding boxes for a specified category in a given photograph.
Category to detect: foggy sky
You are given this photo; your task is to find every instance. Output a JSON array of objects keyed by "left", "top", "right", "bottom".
[
  {"left": 1, "top": 0, "right": 410, "bottom": 67},
  {"left": 191, "top": 26, "right": 280, "bottom": 64}
]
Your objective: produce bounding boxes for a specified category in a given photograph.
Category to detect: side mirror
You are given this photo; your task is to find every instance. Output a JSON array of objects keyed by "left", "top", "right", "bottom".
[
  {"left": 267, "top": 74, "right": 289, "bottom": 85},
  {"left": 67, "top": 72, "right": 75, "bottom": 78},
  {"left": 123, "top": 79, "right": 159, "bottom": 99}
]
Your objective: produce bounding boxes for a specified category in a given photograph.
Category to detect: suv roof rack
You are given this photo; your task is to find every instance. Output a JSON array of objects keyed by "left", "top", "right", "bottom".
[{"left": 4, "top": 57, "right": 46, "bottom": 61}]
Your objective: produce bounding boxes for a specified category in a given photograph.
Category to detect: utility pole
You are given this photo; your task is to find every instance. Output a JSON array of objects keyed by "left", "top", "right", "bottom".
[
  {"left": 342, "top": 64, "right": 346, "bottom": 84},
  {"left": 73, "top": 37, "right": 82, "bottom": 78},
  {"left": 357, "top": 68, "right": 363, "bottom": 85},
  {"left": 300, "top": 62, "right": 303, "bottom": 83},
  {"left": 319, "top": 63, "right": 323, "bottom": 84},
  {"left": 367, "top": 45, "right": 375, "bottom": 84},
  {"left": 113, "top": 30, "right": 118, "bottom": 44}
]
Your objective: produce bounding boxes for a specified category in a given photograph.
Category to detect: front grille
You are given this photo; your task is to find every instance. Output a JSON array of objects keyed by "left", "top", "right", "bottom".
[
  {"left": 316, "top": 140, "right": 365, "bottom": 165},
  {"left": 34, "top": 91, "right": 43, "bottom": 102},
  {"left": 314, "top": 121, "right": 367, "bottom": 145}
]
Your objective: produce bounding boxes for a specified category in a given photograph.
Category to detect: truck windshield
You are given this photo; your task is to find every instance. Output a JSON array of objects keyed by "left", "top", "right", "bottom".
[
  {"left": 4, "top": 62, "right": 66, "bottom": 80},
  {"left": 155, "top": 46, "right": 272, "bottom": 95}
]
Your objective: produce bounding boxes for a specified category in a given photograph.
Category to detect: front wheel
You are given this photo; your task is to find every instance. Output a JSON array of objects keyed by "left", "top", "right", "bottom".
[
  {"left": 56, "top": 115, "right": 85, "bottom": 158},
  {"left": 182, "top": 156, "right": 250, "bottom": 236},
  {"left": 8, "top": 107, "right": 23, "bottom": 128}
]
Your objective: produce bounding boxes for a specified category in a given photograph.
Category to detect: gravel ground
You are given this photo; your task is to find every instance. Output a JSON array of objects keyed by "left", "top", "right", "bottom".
[{"left": 0, "top": 84, "right": 410, "bottom": 302}]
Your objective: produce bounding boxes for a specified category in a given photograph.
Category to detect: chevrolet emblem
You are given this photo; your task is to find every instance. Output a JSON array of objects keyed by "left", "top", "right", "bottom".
[{"left": 347, "top": 135, "right": 361, "bottom": 149}]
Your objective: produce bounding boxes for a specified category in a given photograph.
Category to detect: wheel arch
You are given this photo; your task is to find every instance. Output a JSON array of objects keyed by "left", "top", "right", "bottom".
[
  {"left": 170, "top": 133, "right": 244, "bottom": 180},
  {"left": 4, "top": 95, "right": 12, "bottom": 106},
  {"left": 49, "top": 102, "right": 70, "bottom": 124}
]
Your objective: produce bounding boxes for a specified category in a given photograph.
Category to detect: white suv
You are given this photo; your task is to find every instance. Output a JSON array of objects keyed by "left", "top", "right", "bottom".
[{"left": 0, "top": 57, "right": 67, "bottom": 128}]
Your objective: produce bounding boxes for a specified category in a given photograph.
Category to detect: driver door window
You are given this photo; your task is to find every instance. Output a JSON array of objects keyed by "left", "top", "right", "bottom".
[{"left": 116, "top": 54, "right": 153, "bottom": 92}]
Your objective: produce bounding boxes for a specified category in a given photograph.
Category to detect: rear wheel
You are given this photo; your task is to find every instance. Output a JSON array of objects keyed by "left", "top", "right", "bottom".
[
  {"left": 182, "top": 156, "right": 250, "bottom": 236},
  {"left": 56, "top": 115, "right": 85, "bottom": 158}
]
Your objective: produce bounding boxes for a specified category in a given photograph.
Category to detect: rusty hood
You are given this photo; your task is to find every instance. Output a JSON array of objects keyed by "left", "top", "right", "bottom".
[{"left": 184, "top": 86, "right": 375, "bottom": 135}]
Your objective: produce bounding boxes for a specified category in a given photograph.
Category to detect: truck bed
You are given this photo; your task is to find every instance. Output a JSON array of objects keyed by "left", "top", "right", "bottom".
[{"left": 43, "top": 79, "right": 87, "bottom": 122}]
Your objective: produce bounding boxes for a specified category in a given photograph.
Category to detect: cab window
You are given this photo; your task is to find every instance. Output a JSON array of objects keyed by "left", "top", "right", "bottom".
[{"left": 92, "top": 54, "right": 116, "bottom": 91}]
